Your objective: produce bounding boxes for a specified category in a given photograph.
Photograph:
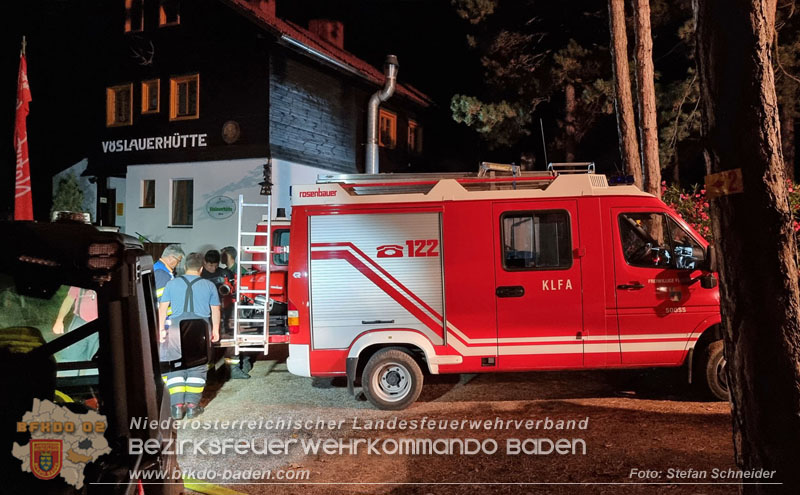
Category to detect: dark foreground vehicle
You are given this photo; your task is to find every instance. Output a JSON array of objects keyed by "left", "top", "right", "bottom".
[{"left": 1, "top": 221, "right": 203, "bottom": 494}]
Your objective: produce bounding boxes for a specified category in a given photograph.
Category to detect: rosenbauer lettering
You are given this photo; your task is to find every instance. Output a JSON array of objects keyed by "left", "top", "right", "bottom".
[{"left": 298, "top": 189, "right": 337, "bottom": 198}]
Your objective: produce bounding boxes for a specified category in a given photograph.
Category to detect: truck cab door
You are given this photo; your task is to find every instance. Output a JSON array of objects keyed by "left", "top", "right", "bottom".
[
  {"left": 492, "top": 201, "right": 584, "bottom": 369},
  {"left": 611, "top": 208, "right": 718, "bottom": 365}
]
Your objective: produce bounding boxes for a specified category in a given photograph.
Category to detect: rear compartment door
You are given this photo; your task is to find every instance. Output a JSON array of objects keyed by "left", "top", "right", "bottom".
[
  {"left": 308, "top": 211, "right": 445, "bottom": 350},
  {"left": 492, "top": 200, "right": 584, "bottom": 369}
]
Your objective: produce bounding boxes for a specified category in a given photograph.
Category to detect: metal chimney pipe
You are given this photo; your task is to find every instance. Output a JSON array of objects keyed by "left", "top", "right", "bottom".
[{"left": 366, "top": 55, "right": 399, "bottom": 174}]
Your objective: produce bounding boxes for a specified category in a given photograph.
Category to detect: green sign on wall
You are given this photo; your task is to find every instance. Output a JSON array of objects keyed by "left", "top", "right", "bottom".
[{"left": 205, "top": 196, "right": 236, "bottom": 220}]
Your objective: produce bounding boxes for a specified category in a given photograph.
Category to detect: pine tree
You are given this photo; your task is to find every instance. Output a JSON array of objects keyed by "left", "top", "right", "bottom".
[
  {"left": 696, "top": 0, "right": 800, "bottom": 489},
  {"left": 633, "top": 0, "right": 662, "bottom": 198},
  {"left": 51, "top": 173, "right": 88, "bottom": 218},
  {"left": 608, "top": 0, "right": 642, "bottom": 187},
  {"left": 450, "top": 0, "right": 614, "bottom": 160},
  {"left": 775, "top": 3, "right": 800, "bottom": 180}
]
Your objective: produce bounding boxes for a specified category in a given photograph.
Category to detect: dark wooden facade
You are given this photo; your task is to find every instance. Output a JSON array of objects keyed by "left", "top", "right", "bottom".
[{"left": 88, "top": 0, "right": 431, "bottom": 178}]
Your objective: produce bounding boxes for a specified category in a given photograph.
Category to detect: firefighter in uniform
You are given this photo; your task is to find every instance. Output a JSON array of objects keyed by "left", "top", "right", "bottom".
[
  {"left": 158, "top": 252, "right": 221, "bottom": 420},
  {"left": 220, "top": 246, "right": 253, "bottom": 378},
  {"left": 153, "top": 244, "right": 184, "bottom": 417},
  {"left": 154, "top": 244, "right": 185, "bottom": 303}
]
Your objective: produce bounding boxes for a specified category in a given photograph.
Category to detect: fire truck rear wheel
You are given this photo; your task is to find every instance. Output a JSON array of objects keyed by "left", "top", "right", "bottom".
[
  {"left": 702, "top": 340, "right": 729, "bottom": 401},
  {"left": 362, "top": 349, "right": 423, "bottom": 410}
]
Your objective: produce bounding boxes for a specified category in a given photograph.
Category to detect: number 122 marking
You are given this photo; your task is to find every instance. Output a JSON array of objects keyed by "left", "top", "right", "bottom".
[{"left": 405, "top": 239, "right": 439, "bottom": 257}]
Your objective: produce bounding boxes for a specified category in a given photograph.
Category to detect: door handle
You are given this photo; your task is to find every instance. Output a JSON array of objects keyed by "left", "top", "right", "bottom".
[
  {"left": 617, "top": 283, "right": 645, "bottom": 290},
  {"left": 496, "top": 286, "right": 525, "bottom": 298}
]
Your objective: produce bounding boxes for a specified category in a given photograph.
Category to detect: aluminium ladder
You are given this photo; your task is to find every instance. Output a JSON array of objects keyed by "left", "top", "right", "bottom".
[{"left": 229, "top": 193, "right": 271, "bottom": 355}]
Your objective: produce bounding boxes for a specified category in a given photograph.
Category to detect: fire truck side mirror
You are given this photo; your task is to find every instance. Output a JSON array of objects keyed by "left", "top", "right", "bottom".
[
  {"left": 704, "top": 244, "right": 718, "bottom": 273},
  {"left": 700, "top": 274, "right": 718, "bottom": 289},
  {"left": 697, "top": 244, "right": 718, "bottom": 289}
]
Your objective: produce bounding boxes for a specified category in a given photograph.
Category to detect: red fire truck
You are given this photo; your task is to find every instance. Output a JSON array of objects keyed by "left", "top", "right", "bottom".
[{"left": 285, "top": 164, "right": 723, "bottom": 410}]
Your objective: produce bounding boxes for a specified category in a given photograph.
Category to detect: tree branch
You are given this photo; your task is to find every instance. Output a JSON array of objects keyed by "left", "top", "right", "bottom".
[
  {"left": 668, "top": 73, "right": 698, "bottom": 152},
  {"left": 775, "top": 30, "right": 800, "bottom": 85}
]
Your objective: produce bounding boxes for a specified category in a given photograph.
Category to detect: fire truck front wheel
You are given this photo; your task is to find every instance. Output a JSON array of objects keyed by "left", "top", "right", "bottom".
[
  {"left": 362, "top": 349, "right": 423, "bottom": 410},
  {"left": 701, "top": 340, "right": 729, "bottom": 401}
]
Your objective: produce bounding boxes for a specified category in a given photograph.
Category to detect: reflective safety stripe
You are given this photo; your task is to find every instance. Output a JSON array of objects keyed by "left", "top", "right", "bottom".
[
  {"left": 225, "top": 358, "right": 240, "bottom": 365},
  {"left": 54, "top": 390, "right": 74, "bottom": 403},
  {"left": 186, "top": 377, "right": 206, "bottom": 385},
  {"left": 156, "top": 289, "right": 173, "bottom": 315},
  {"left": 161, "top": 375, "right": 168, "bottom": 383},
  {"left": 166, "top": 377, "right": 185, "bottom": 386},
  {"left": 168, "top": 386, "right": 186, "bottom": 394},
  {"left": 185, "top": 386, "right": 204, "bottom": 393}
]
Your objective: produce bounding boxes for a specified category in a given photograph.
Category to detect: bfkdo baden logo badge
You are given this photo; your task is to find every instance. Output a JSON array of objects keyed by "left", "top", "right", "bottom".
[
  {"left": 30, "top": 439, "right": 63, "bottom": 480},
  {"left": 13, "top": 399, "right": 111, "bottom": 488}
]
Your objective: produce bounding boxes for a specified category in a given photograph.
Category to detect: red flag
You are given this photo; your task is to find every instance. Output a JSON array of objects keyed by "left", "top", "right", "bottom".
[{"left": 14, "top": 50, "right": 33, "bottom": 220}]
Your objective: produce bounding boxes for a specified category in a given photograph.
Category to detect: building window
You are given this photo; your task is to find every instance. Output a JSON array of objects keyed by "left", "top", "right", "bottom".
[
  {"left": 273, "top": 228, "right": 290, "bottom": 266},
  {"left": 169, "top": 74, "right": 199, "bottom": 121},
  {"left": 125, "top": 0, "right": 144, "bottom": 33},
  {"left": 379, "top": 109, "right": 397, "bottom": 149},
  {"left": 141, "top": 80, "right": 160, "bottom": 114},
  {"left": 159, "top": 0, "right": 180, "bottom": 26},
  {"left": 408, "top": 119, "right": 423, "bottom": 153},
  {"left": 106, "top": 83, "right": 133, "bottom": 127},
  {"left": 501, "top": 210, "right": 572, "bottom": 271},
  {"left": 141, "top": 180, "right": 155, "bottom": 208},
  {"left": 171, "top": 179, "right": 193, "bottom": 226}
]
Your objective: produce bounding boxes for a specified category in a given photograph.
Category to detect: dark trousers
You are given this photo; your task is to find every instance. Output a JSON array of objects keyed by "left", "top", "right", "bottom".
[{"left": 162, "top": 364, "right": 207, "bottom": 406}]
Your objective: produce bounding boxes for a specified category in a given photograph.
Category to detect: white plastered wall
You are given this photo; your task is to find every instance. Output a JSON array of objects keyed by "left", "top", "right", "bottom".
[
  {"left": 108, "top": 177, "right": 127, "bottom": 230},
  {"left": 124, "top": 157, "right": 333, "bottom": 255}
]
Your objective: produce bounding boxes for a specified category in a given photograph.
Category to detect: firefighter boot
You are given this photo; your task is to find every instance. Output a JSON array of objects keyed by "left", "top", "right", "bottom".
[
  {"left": 230, "top": 365, "right": 250, "bottom": 379},
  {"left": 171, "top": 404, "right": 186, "bottom": 420},
  {"left": 226, "top": 355, "right": 250, "bottom": 379},
  {"left": 186, "top": 403, "right": 204, "bottom": 419},
  {"left": 241, "top": 355, "right": 253, "bottom": 374}
]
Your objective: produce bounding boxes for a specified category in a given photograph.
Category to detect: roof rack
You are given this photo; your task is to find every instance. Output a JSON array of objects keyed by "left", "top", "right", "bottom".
[
  {"left": 547, "top": 162, "right": 595, "bottom": 174},
  {"left": 315, "top": 161, "right": 595, "bottom": 196}
]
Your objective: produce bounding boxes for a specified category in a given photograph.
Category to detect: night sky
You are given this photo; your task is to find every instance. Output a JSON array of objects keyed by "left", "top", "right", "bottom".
[{"left": 1, "top": 0, "right": 486, "bottom": 220}]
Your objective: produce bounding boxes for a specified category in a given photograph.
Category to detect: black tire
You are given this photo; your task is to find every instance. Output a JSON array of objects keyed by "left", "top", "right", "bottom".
[
  {"left": 362, "top": 349, "right": 423, "bottom": 410},
  {"left": 701, "top": 340, "right": 729, "bottom": 400}
]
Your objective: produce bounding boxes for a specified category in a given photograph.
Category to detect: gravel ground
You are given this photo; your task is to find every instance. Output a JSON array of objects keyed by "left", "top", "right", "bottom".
[{"left": 176, "top": 347, "right": 739, "bottom": 495}]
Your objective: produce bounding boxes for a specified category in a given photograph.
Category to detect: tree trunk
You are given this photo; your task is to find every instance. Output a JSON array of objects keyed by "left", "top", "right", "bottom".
[
  {"left": 608, "top": 0, "right": 642, "bottom": 188},
  {"left": 780, "top": 106, "right": 795, "bottom": 181},
  {"left": 564, "top": 82, "right": 577, "bottom": 162},
  {"left": 632, "top": 0, "right": 661, "bottom": 197},
  {"left": 695, "top": 0, "right": 800, "bottom": 492}
]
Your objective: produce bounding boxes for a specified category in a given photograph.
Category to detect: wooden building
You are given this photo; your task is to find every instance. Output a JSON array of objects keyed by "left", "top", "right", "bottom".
[{"left": 83, "top": 0, "right": 432, "bottom": 252}]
